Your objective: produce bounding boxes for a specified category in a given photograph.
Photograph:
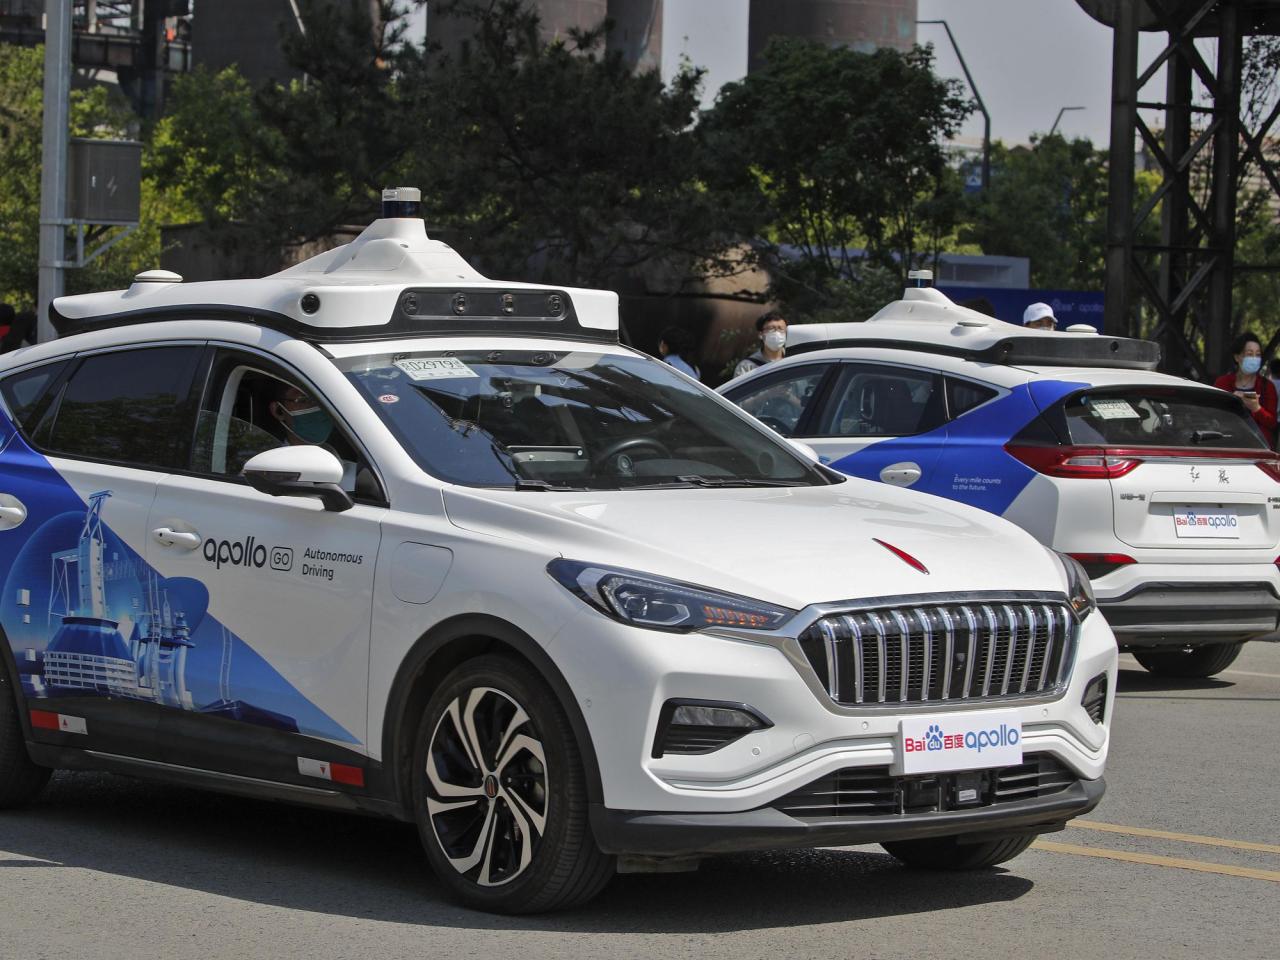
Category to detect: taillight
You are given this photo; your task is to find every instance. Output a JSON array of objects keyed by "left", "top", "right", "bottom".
[
  {"left": 1005, "top": 444, "right": 1141, "bottom": 479},
  {"left": 1068, "top": 553, "right": 1137, "bottom": 579},
  {"left": 1007, "top": 444, "right": 1280, "bottom": 480}
]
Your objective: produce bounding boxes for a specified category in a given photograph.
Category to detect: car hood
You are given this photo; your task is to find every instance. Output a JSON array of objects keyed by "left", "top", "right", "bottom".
[{"left": 442, "top": 479, "right": 1066, "bottom": 611}]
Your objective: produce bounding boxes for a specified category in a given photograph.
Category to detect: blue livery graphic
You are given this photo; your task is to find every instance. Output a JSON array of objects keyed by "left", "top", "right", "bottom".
[
  {"left": 830, "top": 379, "right": 1087, "bottom": 515},
  {"left": 0, "top": 415, "right": 357, "bottom": 744}
]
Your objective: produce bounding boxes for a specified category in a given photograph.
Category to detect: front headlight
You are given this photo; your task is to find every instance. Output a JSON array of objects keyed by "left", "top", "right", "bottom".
[
  {"left": 1056, "top": 551, "right": 1097, "bottom": 618},
  {"left": 548, "top": 559, "right": 795, "bottom": 633}
]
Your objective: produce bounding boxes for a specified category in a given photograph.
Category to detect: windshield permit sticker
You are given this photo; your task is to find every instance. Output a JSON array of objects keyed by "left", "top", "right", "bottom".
[
  {"left": 394, "top": 357, "right": 479, "bottom": 381},
  {"left": 1088, "top": 399, "right": 1140, "bottom": 420}
]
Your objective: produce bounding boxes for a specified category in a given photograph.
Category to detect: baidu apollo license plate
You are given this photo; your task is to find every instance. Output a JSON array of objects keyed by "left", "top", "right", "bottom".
[{"left": 896, "top": 710, "right": 1023, "bottom": 775}]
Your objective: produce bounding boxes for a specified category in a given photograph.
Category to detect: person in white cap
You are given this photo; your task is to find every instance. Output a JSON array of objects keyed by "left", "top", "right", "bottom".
[{"left": 1022, "top": 302, "right": 1056, "bottom": 331}]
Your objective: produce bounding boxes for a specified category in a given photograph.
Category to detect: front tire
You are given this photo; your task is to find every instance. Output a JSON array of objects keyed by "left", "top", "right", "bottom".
[
  {"left": 0, "top": 665, "right": 52, "bottom": 808},
  {"left": 1132, "top": 642, "right": 1243, "bottom": 678},
  {"left": 882, "top": 834, "right": 1035, "bottom": 870},
  {"left": 411, "top": 655, "right": 614, "bottom": 913}
]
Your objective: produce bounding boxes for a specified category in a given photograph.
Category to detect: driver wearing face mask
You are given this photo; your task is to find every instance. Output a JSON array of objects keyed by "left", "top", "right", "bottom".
[
  {"left": 269, "top": 382, "right": 358, "bottom": 489},
  {"left": 733, "top": 311, "right": 788, "bottom": 379},
  {"left": 270, "top": 383, "right": 335, "bottom": 445}
]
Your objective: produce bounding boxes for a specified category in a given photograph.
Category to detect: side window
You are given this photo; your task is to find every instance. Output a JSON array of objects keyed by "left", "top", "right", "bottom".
[
  {"left": 45, "top": 347, "right": 202, "bottom": 469},
  {"left": 725, "top": 365, "right": 828, "bottom": 437},
  {"left": 0, "top": 360, "right": 69, "bottom": 436},
  {"left": 945, "top": 377, "right": 999, "bottom": 419},
  {"left": 191, "top": 350, "right": 383, "bottom": 501},
  {"left": 816, "top": 364, "right": 946, "bottom": 438}
]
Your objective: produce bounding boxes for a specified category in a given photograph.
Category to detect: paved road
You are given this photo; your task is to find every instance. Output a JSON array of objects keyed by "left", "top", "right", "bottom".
[{"left": 2, "top": 642, "right": 1277, "bottom": 960}]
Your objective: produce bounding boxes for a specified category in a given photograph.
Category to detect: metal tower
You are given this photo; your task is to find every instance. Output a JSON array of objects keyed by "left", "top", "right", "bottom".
[{"left": 1081, "top": 0, "right": 1280, "bottom": 378}]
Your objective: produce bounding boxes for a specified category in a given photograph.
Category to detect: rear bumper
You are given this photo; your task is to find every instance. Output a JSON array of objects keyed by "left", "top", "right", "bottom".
[
  {"left": 1100, "top": 581, "right": 1280, "bottom": 646},
  {"left": 590, "top": 777, "right": 1105, "bottom": 857}
]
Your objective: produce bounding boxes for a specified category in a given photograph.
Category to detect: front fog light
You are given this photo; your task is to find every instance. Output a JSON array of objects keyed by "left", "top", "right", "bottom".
[
  {"left": 652, "top": 699, "right": 772, "bottom": 758},
  {"left": 1081, "top": 672, "right": 1108, "bottom": 725}
]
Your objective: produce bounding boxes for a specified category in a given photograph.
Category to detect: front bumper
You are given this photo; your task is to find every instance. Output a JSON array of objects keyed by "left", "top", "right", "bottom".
[
  {"left": 551, "top": 601, "right": 1117, "bottom": 814},
  {"left": 590, "top": 776, "right": 1105, "bottom": 857},
  {"left": 1099, "top": 580, "right": 1280, "bottom": 646}
]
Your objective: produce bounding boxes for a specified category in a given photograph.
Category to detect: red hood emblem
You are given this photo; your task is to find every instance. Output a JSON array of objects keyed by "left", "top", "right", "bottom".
[{"left": 872, "top": 538, "right": 929, "bottom": 574}]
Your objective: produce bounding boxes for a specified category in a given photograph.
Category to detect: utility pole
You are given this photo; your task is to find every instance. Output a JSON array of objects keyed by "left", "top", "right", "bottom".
[
  {"left": 37, "top": 0, "right": 73, "bottom": 343},
  {"left": 917, "top": 19, "right": 990, "bottom": 193}
]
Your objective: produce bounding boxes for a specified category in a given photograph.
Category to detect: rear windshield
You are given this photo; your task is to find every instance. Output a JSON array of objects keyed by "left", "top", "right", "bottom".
[{"left": 1060, "top": 387, "right": 1268, "bottom": 450}]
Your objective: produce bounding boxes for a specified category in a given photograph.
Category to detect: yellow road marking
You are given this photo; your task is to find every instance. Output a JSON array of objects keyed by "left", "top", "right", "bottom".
[
  {"left": 1220, "top": 669, "right": 1280, "bottom": 680},
  {"left": 1071, "top": 820, "right": 1280, "bottom": 855},
  {"left": 1032, "top": 840, "right": 1280, "bottom": 883}
]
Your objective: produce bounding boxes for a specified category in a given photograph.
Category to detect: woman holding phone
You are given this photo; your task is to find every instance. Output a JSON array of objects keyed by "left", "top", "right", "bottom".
[{"left": 1214, "top": 331, "right": 1277, "bottom": 448}]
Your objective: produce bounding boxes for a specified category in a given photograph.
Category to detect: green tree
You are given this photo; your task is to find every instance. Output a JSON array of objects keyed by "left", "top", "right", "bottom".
[
  {"left": 699, "top": 39, "right": 970, "bottom": 318},
  {"left": 960, "top": 135, "right": 1110, "bottom": 290},
  {"left": 0, "top": 44, "right": 176, "bottom": 307},
  {"left": 413, "top": 0, "right": 747, "bottom": 289}
]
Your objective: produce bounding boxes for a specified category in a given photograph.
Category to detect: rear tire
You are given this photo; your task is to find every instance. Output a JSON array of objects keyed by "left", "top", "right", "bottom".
[
  {"left": 882, "top": 834, "right": 1035, "bottom": 870},
  {"left": 411, "top": 654, "right": 614, "bottom": 913},
  {"left": 1132, "top": 642, "right": 1243, "bottom": 678},
  {"left": 0, "top": 664, "right": 52, "bottom": 808}
]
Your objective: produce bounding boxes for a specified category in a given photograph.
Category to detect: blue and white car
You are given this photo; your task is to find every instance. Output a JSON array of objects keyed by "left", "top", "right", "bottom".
[
  {"left": 0, "top": 196, "right": 1117, "bottom": 913},
  {"left": 721, "top": 287, "right": 1280, "bottom": 678}
]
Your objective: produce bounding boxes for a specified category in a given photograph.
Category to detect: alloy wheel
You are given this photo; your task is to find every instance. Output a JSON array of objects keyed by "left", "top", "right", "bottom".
[{"left": 424, "top": 686, "right": 548, "bottom": 887}]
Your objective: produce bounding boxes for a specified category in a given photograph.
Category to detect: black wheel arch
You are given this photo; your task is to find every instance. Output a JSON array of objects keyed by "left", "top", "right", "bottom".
[
  {"left": 381, "top": 613, "right": 603, "bottom": 819},
  {"left": 0, "top": 624, "right": 36, "bottom": 740}
]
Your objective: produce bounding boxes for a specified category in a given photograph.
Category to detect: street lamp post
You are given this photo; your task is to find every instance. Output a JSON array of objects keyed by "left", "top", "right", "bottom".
[
  {"left": 37, "top": 0, "right": 73, "bottom": 343},
  {"left": 1049, "top": 106, "right": 1086, "bottom": 138},
  {"left": 917, "top": 19, "right": 990, "bottom": 193}
]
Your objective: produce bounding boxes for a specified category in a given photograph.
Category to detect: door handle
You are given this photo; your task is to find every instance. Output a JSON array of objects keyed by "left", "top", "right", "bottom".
[
  {"left": 152, "top": 527, "right": 202, "bottom": 550},
  {"left": 879, "top": 462, "right": 922, "bottom": 487},
  {"left": 0, "top": 501, "right": 26, "bottom": 529}
]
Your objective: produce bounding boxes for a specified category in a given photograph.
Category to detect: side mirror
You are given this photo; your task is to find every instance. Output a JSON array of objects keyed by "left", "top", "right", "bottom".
[{"left": 242, "top": 446, "right": 353, "bottom": 513}]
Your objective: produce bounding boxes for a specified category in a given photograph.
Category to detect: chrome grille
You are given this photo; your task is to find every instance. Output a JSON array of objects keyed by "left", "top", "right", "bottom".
[{"left": 797, "top": 599, "right": 1076, "bottom": 706}]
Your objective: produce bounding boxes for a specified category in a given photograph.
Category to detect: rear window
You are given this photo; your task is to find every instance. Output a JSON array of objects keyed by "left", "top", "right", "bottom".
[{"left": 1061, "top": 388, "right": 1268, "bottom": 450}]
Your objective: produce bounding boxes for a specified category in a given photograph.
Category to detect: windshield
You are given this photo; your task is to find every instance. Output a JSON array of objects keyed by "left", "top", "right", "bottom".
[{"left": 335, "top": 348, "right": 832, "bottom": 489}]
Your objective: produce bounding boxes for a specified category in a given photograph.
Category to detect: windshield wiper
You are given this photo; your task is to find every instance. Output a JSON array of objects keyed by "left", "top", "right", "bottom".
[
  {"left": 674, "top": 475, "right": 807, "bottom": 488},
  {"left": 512, "top": 479, "right": 587, "bottom": 491},
  {"left": 1190, "top": 429, "right": 1228, "bottom": 444}
]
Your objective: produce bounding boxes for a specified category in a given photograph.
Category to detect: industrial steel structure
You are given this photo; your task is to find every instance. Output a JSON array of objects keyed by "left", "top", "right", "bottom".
[{"left": 1081, "top": 0, "right": 1280, "bottom": 379}]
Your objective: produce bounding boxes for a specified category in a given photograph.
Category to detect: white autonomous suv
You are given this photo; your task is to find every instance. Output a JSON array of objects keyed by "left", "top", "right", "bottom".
[
  {"left": 720, "top": 284, "right": 1280, "bottom": 678},
  {"left": 0, "top": 192, "right": 1115, "bottom": 913}
]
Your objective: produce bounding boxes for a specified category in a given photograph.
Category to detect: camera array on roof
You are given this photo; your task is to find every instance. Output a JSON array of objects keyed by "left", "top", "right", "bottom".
[
  {"left": 49, "top": 186, "right": 622, "bottom": 345},
  {"left": 787, "top": 279, "right": 1161, "bottom": 371}
]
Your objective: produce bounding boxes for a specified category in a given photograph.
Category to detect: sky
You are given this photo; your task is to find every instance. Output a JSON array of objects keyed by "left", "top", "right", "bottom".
[
  {"left": 406, "top": 1, "right": 1181, "bottom": 147},
  {"left": 915, "top": 0, "right": 1170, "bottom": 147}
]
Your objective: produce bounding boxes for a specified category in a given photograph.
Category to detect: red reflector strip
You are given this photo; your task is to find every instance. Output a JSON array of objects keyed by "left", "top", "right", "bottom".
[
  {"left": 297, "top": 756, "right": 364, "bottom": 788},
  {"left": 29, "top": 710, "right": 60, "bottom": 731},
  {"left": 1068, "top": 553, "right": 1137, "bottom": 566},
  {"left": 329, "top": 763, "right": 365, "bottom": 787},
  {"left": 30, "top": 710, "right": 87, "bottom": 734}
]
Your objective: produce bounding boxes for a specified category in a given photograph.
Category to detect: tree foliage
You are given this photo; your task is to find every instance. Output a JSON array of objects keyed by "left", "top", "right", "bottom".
[
  {"left": 699, "top": 39, "right": 970, "bottom": 317},
  {"left": 960, "top": 135, "right": 1111, "bottom": 290},
  {"left": 0, "top": 44, "right": 172, "bottom": 307}
]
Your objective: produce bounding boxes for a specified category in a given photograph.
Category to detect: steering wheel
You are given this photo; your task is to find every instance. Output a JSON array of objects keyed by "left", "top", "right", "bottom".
[
  {"left": 592, "top": 437, "right": 673, "bottom": 469},
  {"left": 756, "top": 415, "right": 792, "bottom": 435}
]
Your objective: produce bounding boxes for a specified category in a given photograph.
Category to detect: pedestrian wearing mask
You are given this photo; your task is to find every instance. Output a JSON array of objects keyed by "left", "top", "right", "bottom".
[
  {"left": 734, "top": 311, "right": 787, "bottom": 379},
  {"left": 1213, "top": 332, "right": 1276, "bottom": 448}
]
